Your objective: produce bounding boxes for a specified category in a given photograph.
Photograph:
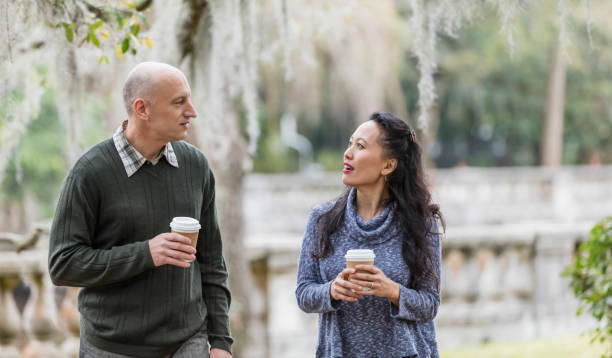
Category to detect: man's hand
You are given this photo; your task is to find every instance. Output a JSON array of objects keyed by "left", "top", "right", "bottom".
[
  {"left": 210, "top": 348, "right": 232, "bottom": 358},
  {"left": 148, "top": 233, "right": 196, "bottom": 268}
]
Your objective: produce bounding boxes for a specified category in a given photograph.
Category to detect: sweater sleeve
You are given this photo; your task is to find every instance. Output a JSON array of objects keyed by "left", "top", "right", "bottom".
[
  {"left": 197, "top": 169, "right": 233, "bottom": 354},
  {"left": 295, "top": 208, "right": 339, "bottom": 314},
  {"left": 48, "top": 162, "right": 155, "bottom": 288},
  {"left": 390, "top": 220, "right": 442, "bottom": 323}
]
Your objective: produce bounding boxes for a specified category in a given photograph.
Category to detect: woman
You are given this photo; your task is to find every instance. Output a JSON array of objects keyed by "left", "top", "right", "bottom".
[{"left": 296, "top": 112, "right": 444, "bottom": 358}]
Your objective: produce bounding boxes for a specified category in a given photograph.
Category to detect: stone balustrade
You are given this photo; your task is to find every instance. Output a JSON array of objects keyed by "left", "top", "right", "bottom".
[{"left": 0, "top": 226, "right": 79, "bottom": 358}]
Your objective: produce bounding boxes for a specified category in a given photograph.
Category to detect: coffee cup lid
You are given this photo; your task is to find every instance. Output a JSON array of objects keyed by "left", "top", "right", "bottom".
[
  {"left": 170, "top": 217, "right": 201, "bottom": 232},
  {"left": 344, "top": 249, "right": 375, "bottom": 260}
]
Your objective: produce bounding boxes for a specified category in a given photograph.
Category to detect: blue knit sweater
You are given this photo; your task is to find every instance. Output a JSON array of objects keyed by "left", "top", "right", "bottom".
[{"left": 296, "top": 188, "right": 441, "bottom": 358}]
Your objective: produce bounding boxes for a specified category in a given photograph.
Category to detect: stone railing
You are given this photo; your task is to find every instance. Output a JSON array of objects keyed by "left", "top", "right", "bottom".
[
  {"left": 435, "top": 221, "right": 593, "bottom": 348},
  {"left": 0, "top": 225, "right": 79, "bottom": 358},
  {"left": 245, "top": 221, "right": 595, "bottom": 357}
]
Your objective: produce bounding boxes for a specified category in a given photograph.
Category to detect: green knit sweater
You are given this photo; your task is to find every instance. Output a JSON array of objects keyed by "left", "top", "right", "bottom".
[{"left": 49, "top": 139, "right": 232, "bottom": 357}]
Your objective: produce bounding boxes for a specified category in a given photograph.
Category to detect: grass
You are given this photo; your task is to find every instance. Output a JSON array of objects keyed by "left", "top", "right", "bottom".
[{"left": 440, "top": 335, "right": 609, "bottom": 358}]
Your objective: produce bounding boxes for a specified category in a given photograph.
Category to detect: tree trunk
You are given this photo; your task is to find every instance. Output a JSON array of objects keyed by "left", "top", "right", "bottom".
[
  {"left": 541, "top": 44, "right": 567, "bottom": 167},
  {"left": 198, "top": 105, "right": 265, "bottom": 358}
]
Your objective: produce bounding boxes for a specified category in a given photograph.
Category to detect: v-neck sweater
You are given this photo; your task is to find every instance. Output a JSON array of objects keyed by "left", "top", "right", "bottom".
[{"left": 49, "top": 138, "right": 232, "bottom": 357}]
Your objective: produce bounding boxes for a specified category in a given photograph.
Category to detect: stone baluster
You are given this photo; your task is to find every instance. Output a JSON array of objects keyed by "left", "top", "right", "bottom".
[
  {"left": 22, "top": 271, "right": 62, "bottom": 342},
  {"left": 0, "top": 274, "right": 23, "bottom": 358},
  {"left": 475, "top": 247, "right": 502, "bottom": 301}
]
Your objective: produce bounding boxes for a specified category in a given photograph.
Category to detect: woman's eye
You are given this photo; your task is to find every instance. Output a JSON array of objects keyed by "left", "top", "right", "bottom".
[
  {"left": 347, "top": 141, "right": 353, "bottom": 148},
  {"left": 357, "top": 143, "right": 364, "bottom": 149}
]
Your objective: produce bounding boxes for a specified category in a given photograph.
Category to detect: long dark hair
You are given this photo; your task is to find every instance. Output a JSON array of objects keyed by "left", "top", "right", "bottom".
[{"left": 311, "top": 112, "right": 444, "bottom": 289}]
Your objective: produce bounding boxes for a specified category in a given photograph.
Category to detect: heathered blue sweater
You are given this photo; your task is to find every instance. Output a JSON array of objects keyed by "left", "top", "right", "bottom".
[{"left": 296, "top": 188, "right": 441, "bottom": 358}]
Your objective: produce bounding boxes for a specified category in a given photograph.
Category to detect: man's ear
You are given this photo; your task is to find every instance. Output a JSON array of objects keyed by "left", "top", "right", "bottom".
[
  {"left": 133, "top": 98, "right": 148, "bottom": 120},
  {"left": 382, "top": 158, "right": 397, "bottom": 176}
]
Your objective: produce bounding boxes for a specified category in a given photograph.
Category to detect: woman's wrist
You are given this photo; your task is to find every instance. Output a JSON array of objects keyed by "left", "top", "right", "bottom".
[{"left": 388, "top": 281, "right": 400, "bottom": 306}]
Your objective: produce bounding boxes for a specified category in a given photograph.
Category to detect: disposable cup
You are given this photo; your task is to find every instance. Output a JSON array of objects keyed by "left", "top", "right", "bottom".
[
  {"left": 345, "top": 249, "right": 375, "bottom": 291},
  {"left": 170, "top": 217, "right": 201, "bottom": 249}
]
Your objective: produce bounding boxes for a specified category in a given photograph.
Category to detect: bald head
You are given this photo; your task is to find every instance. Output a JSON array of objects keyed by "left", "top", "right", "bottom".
[{"left": 122, "top": 62, "right": 187, "bottom": 116}]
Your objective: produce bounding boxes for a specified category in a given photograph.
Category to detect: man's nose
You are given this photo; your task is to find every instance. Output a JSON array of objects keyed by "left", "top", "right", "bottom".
[{"left": 185, "top": 100, "right": 197, "bottom": 118}]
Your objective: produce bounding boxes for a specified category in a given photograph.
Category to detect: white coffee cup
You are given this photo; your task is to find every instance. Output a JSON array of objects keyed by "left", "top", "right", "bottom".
[
  {"left": 170, "top": 217, "right": 201, "bottom": 249},
  {"left": 345, "top": 249, "right": 375, "bottom": 291}
]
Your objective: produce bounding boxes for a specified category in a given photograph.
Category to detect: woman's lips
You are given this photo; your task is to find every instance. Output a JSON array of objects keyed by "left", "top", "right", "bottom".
[{"left": 343, "top": 163, "right": 354, "bottom": 173}]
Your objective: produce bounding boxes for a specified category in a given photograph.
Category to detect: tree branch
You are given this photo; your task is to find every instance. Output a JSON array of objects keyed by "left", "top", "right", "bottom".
[{"left": 178, "top": 0, "right": 208, "bottom": 61}]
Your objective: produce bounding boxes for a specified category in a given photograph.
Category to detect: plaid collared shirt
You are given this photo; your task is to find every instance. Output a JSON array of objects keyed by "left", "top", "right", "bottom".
[{"left": 113, "top": 121, "right": 179, "bottom": 177}]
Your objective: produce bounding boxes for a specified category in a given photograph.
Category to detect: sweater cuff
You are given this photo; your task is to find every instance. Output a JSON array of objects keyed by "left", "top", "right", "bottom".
[
  {"left": 139, "top": 240, "right": 155, "bottom": 269},
  {"left": 209, "top": 336, "right": 233, "bottom": 354},
  {"left": 323, "top": 281, "right": 341, "bottom": 312},
  {"left": 389, "top": 285, "right": 410, "bottom": 319}
]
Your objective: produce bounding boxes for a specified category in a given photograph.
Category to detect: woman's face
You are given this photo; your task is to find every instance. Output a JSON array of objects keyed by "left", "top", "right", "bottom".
[{"left": 342, "top": 121, "right": 390, "bottom": 188}]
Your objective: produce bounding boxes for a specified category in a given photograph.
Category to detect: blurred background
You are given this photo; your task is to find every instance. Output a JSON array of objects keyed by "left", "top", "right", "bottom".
[{"left": 1, "top": 0, "right": 611, "bottom": 357}]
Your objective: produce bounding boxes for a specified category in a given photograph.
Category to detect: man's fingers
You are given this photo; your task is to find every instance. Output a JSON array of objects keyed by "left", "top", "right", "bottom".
[
  {"left": 164, "top": 248, "right": 196, "bottom": 262},
  {"left": 164, "top": 257, "right": 191, "bottom": 268},
  {"left": 164, "top": 240, "right": 196, "bottom": 254},
  {"left": 167, "top": 233, "right": 193, "bottom": 245}
]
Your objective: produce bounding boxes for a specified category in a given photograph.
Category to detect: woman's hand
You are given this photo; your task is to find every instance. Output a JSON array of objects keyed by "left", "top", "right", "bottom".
[
  {"left": 330, "top": 268, "right": 365, "bottom": 302},
  {"left": 349, "top": 265, "right": 401, "bottom": 306}
]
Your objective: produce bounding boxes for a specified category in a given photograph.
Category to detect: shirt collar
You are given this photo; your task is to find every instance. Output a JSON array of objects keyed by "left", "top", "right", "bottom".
[{"left": 112, "top": 120, "right": 179, "bottom": 177}]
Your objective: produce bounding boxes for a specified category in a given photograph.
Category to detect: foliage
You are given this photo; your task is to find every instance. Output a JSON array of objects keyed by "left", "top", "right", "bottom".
[
  {"left": 425, "top": 4, "right": 612, "bottom": 167},
  {"left": 52, "top": 0, "right": 153, "bottom": 62},
  {"left": 1, "top": 90, "right": 66, "bottom": 218},
  {"left": 1, "top": 88, "right": 109, "bottom": 219},
  {"left": 563, "top": 217, "right": 612, "bottom": 358},
  {"left": 252, "top": 112, "right": 299, "bottom": 173}
]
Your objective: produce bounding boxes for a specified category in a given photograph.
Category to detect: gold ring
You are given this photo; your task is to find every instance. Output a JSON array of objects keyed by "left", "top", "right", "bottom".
[{"left": 370, "top": 282, "right": 374, "bottom": 289}]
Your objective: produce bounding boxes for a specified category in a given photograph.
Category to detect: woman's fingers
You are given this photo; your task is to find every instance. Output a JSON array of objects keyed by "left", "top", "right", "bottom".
[
  {"left": 332, "top": 283, "right": 359, "bottom": 301},
  {"left": 354, "top": 264, "right": 379, "bottom": 274},
  {"left": 350, "top": 272, "right": 378, "bottom": 282},
  {"left": 336, "top": 277, "right": 363, "bottom": 297},
  {"left": 350, "top": 278, "right": 376, "bottom": 289}
]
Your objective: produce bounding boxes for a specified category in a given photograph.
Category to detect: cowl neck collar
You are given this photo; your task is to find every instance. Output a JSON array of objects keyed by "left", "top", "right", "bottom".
[{"left": 344, "top": 187, "right": 399, "bottom": 245}]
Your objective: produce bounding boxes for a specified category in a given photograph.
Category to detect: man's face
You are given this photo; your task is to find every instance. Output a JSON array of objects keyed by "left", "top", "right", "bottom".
[{"left": 146, "top": 72, "right": 197, "bottom": 143}]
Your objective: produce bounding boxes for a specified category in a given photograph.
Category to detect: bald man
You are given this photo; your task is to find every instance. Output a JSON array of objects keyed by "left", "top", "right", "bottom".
[{"left": 49, "top": 62, "right": 233, "bottom": 358}]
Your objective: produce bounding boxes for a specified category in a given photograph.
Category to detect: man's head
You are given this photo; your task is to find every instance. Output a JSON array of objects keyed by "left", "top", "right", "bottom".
[{"left": 123, "top": 62, "right": 197, "bottom": 142}]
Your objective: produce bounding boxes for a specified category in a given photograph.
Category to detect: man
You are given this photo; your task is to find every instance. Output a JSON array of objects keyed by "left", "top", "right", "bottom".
[{"left": 49, "top": 62, "right": 233, "bottom": 358}]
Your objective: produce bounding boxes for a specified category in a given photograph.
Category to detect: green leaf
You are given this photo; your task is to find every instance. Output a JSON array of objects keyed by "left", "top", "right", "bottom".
[
  {"left": 115, "top": 10, "right": 125, "bottom": 30},
  {"left": 98, "top": 55, "right": 110, "bottom": 65},
  {"left": 62, "top": 23, "right": 74, "bottom": 43},
  {"left": 121, "top": 37, "right": 130, "bottom": 53},
  {"left": 89, "top": 19, "right": 104, "bottom": 31},
  {"left": 131, "top": 48, "right": 137, "bottom": 55},
  {"left": 88, "top": 31, "right": 100, "bottom": 47},
  {"left": 130, "top": 23, "right": 140, "bottom": 36}
]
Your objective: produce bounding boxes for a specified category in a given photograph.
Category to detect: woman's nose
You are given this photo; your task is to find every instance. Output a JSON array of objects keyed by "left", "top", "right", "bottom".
[{"left": 344, "top": 147, "right": 352, "bottom": 160}]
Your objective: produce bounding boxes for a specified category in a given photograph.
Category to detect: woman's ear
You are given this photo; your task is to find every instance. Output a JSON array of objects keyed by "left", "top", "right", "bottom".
[{"left": 382, "top": 158, "right": 397, "bottom": 176}]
